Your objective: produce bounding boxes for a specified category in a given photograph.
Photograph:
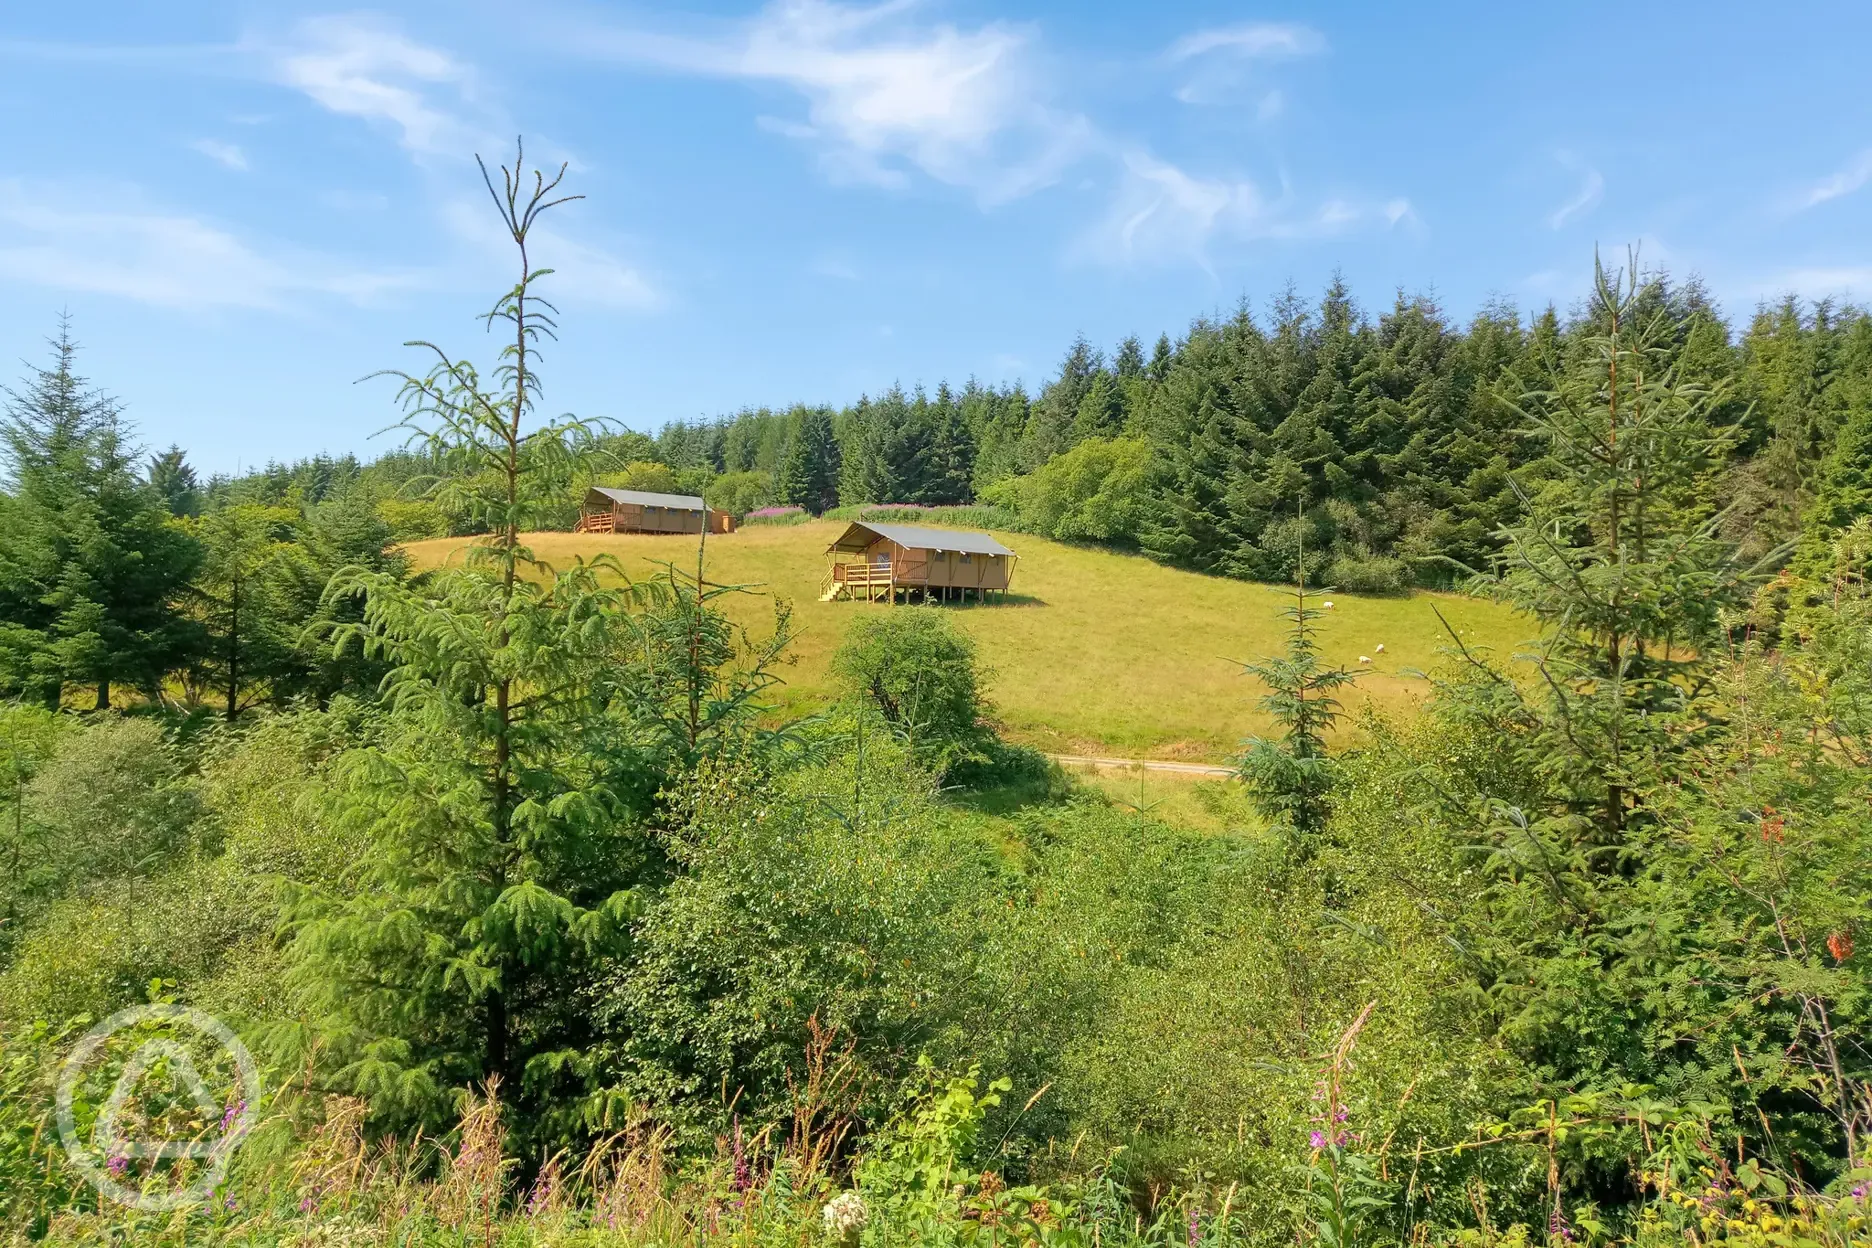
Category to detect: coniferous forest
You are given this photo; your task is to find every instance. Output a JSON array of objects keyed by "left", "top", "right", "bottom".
[{"left": 0, "top": 153, "right": 1869, "bottom": 1246}]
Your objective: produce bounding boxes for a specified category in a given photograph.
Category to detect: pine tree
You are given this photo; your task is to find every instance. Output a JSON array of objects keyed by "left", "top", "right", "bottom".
[
  {"left": 777, "top": 405, "right": 840, "bottom": 514},
  {"left": 1021, "top": 336, "right": 1102, "bottom": 467},
  {"left": 962, "top": 380, "right": 1030, "bottom": 493},
  {"left": 188, "top": 503, "right": 308, "bottom": 720},
  {"left": 275, "top": 489, "right": 403, "bottom": 707},
  {"left": 914, "top": 384, "right": 975, "bottom": 504},
  {"left": 1139, "top": 306, "right": 1271, "bottom": 574},
  {"left": 1147, "top": 333, "right": 1175, "bottom": 384},
  {"left": 1485, "top": 252, "right": 1749, "bottom": 846},
  {"left": 837, "top": 394, "right": 898, "bottom": 505},
  {"left": 1234, "top": 552, "right": 1357, "bottom": 839},
  {"left": 1114, "top": 335, "right": 1145, "bottom": 379},
  {"left": 0, "top": 326, "right": 203, "bottom": 708},
  {"left": 276, "top": 147, "right": 649, "bottom": 1130},
  {"left": 147, "top": 444, "right": 201, "bottom": 517},
  {"left": 1796, "top": 397, "right": 1872, "bottom": 578},
  {"left": 1072, "top": 372, "right": 1125, "bottom": 441}
]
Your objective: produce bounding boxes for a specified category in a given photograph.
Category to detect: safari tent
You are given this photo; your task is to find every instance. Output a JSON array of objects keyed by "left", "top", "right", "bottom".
[
  {"left": 575, "top": 487, "right": 736, "bottom": 535},
  {"left": 821, "top": 521, "right": 1017, "bottom": 603}
]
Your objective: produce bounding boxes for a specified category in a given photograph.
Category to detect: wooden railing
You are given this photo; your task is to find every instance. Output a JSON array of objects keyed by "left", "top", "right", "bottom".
[
  {"left": 834, "top": 563, "right": 891, "bottom": 585},
  {"left": 832, "top": 560, "right": 929, "bottom": 585}
]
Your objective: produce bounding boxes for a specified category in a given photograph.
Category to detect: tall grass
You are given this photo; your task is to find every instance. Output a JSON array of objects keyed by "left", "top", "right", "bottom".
[{"left": 18, "top": 1042, "right": 1862, "bottom": 1246}]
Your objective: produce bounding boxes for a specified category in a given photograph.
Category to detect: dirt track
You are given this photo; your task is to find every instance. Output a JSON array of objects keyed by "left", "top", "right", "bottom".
[{"left": 1049, "top": 754, "right": 1236, "bottom": 779}]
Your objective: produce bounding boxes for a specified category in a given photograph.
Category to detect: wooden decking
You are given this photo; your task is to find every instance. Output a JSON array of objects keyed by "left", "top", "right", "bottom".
[
  {"left": 820, "top": 560, "right": 1007, "bottom": 603},
  {"left": 574, "top": 511, "right": 617, "bottom": 534}
]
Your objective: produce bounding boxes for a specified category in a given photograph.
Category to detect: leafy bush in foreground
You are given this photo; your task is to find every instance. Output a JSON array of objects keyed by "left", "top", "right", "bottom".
[{"left": 832, "top": 608, "right": 995, "bottom": 777}]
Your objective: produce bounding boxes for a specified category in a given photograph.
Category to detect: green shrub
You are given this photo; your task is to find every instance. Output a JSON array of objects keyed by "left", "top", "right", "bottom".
[
  {"left": 595, "top": 459, "right": 681, "bottom": 496},
  {"left": 375, "top": 497, "right": 450, "bottom": 542},
  {"left": 197, "top": 701, "right": 369, "bottom": 887},
  {"left": 0, "top": 705, "right": 364, "bottom": 1026},
  {"left": 707, "top": 469, "right": 778, "bottom": 517},
  {"left": 0, "top": 859, "right": 271, "bottom": 1024},
  {"left": 592, "top": 737, "right": 1006, "bottom": 1141},
  {"left": 984, "top": 437, "right": 1153, "bottom": 542},
  {"left": 831, "top": 608, "right": 993, "bottom": 776},
  {"left": 948, "top": 738, "right": 1060, "bottom": 796},
  {"left": 0, "top": 717, "right": 200, "bottom": 968},
  {"left": 1324, "top": 553, "right": 1410, "bottom": 594}
]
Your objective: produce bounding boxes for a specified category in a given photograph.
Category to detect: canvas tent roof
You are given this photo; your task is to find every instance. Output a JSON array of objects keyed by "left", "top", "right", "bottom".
[
  {"left": 828, "top": 521, "right": 1016, "bottom": 558},
  {"left": 588, "top": 486, "right": 708, "bottom": 511}
]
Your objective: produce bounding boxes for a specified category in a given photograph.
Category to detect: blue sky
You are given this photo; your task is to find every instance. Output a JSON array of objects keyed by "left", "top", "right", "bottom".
[{"left": 3, "top": 1, "right": 1870, "bottom": 473}]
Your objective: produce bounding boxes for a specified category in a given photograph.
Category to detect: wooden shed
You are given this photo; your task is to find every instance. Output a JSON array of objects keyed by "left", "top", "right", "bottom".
[
  {"left": 575, "top": 487, "right": 736, "bottom": 535},
  {"left": 821, "top": 521, "right": 1017, "bottom": 604}
]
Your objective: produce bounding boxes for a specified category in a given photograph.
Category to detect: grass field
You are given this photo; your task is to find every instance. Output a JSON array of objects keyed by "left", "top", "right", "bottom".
[{"left": 404, "top": 522, "right": 1526, "bottom": 763}]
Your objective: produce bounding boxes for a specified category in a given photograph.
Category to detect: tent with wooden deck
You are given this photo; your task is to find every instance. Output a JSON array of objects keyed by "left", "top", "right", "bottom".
[
  {"left": 821, "top": 521, "right": 1017, "bottom": 603},
  {"left": 575, "top": 487, "right": 736, "bottom": 535}
]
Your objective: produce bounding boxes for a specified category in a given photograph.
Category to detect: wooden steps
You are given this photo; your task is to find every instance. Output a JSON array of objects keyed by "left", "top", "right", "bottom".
[{"left": 574, "top": 512, "right": 616, "bottom": 534}]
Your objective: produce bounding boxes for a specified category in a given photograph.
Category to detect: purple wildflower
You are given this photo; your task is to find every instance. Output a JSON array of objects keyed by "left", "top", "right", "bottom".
[
  {"left": 299, "top": 1197, "right": 317, "bottom": 1214},
  {"left": 1309, "top": 1131, "right": 1326, "bottom": 1149},
  {"left": 106, "top": 1154, "right": 129, "bottom": 1178},
  {"left": 1853, "top": 1182, "right": 1868, "bottom": 1200},
  {"left": 732, "top": 1115, "right": 751, "bottom": 1194},
  {"left": 224, "top": 1194, "right": 239, "bottom": 1212},
  {"left": 1333, "top": 1107, "right": 1349, "bottom": 1123},
  {"left": 220, "top": 1098, "right": 245, "bottom": 1130},
  {"left": 1548, "top": 1206, "right": 1575, "bottom": 1243},
  {"left": 1187, "top": 1204, "right": 1201, "bottom": 1248}
]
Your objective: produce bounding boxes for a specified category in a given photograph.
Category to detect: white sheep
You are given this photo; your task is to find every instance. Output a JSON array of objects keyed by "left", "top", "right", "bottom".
[
  {"left": 1358, "top": 655, "right": 1371, "bottom": 665},
  {"left": 1322, "top": 601, "right": 1334, "bottom": 609},
  {"left": 1374, "top": 643, "right": 1385, "bottom": 654}
]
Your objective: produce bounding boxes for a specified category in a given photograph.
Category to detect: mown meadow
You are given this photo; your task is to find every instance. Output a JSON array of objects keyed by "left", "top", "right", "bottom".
[
  {"left": 0, "top": 153, "right": 1868, "bottom": 1247},
  {"left": 403, "top": 524, "right": 1523, "bottom": 761}
]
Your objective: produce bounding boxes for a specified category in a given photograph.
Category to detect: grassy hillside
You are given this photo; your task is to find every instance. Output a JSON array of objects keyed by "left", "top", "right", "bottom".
[{"left": 403, "top": 522, "right": 1525, "bottom": 762}]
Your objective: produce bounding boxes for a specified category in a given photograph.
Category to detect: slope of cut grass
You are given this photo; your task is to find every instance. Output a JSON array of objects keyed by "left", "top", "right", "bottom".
[{"left": 403, "top": 523, "right": 1526, "bottom": 762}]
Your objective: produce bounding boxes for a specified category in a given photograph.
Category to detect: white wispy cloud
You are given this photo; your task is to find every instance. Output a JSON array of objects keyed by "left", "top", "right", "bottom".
[
  {"left": 272, "top": 15, "right": 488, "bottom": 156},
  {"left": 1165, "top": 22, "right": 1325, "bottom": 63},
  {"left": 1072, "top": 152, "right": 1407, "bottom": 268},
  {"left": 538, "top": 227, "right": 661, "bottom": 310},
  {"left": 1797, "top": 148, "right": 1872, "bottom": 209},
  {"left": 0, "top": 180, "right": 418, "bottom": 310},
  {"left": 1093, "top": 150, "right": 1265, "bottom": 265},
  {"left": 190, "top": 139, "right": 248, "bottom": 170},
  {"left": 569, "top": 2, "right": 1394, "bottom": 270},
  {"left": 574, "top": 0, "right": 1092, "bottom": 203},
  {"left": 1547, "top": 153, "right": 1603, "bottom": 228},
  {"left": 267, "top": 20, "right": 654, "bottom": 310},
  {"left": 1165, "top": 21, "right": 1324, "bottom": 106},
  {"left": 437, "top": 197, "right": 660, "bottom": 311}
]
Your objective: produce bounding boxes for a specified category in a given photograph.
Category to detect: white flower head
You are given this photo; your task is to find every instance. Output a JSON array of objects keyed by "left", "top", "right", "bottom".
[{"left": 823, "top": 1190, "right": 868, "bottom": 1241}]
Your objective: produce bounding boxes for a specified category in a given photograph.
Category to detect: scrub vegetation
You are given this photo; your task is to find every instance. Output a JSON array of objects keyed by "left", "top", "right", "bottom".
[{"left": 1, "top": 151, "right": 1869, "bottom": 1247}]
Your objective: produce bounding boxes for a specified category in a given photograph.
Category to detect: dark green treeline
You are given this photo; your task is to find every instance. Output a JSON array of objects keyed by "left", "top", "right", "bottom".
[
  {"left": 2, "top": 270, "right": 1868, "bottom": 710},
  {"left": 648, "top": 277, "right": 1872, "bottom": 590}
]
